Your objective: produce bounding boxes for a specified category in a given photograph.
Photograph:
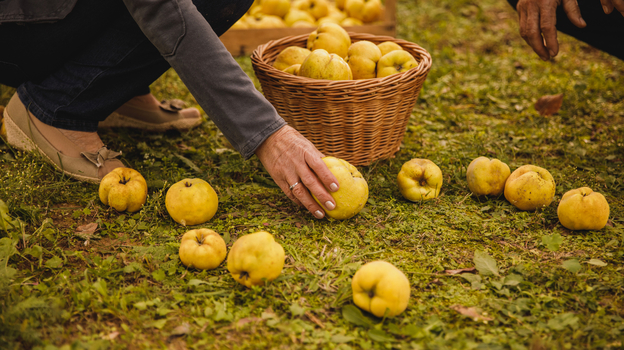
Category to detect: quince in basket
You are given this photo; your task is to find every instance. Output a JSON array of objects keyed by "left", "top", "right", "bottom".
[
  {"left": 345, "top": 40, "right": 382, "bottom": 80},
  {"left": 283, "top": 64, "right": 302, "bottom": 75},
  {"left": 377, "top": 50, "right": 419, "bottom": 78},
  {"left": 299, "top": 49, "right": 353, "bottom": 80},
  {"left": 273, "top": 46, "right": 311, "bottom": 71},
  {"left": 377, "top": 41, "right": 403, "bottom": 56},
  {"left": 307, "top": 22, "right": 351, "bottom": 58}
]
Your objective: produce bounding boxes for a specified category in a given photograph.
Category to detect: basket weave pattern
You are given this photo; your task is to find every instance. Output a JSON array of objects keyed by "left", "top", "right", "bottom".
[{"left": 251, "top": 33, "right": 432, "bottom": 166}]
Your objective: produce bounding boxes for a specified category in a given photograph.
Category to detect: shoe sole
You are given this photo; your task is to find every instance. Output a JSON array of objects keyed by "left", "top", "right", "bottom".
[
  {"left": 99, "top": 112, "right": 203, "bottom": 132},
  {"left": 4, "top": 103, "right": 101, "bottom": 183}
]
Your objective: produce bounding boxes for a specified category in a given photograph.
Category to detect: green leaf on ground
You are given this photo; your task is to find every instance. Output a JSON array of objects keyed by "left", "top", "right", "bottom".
[
  {"left": 342, "top": 305, "right": 373, "bottom": 327},
  {"left": 368, "top": 328, "right": 395, "bottom": 342},
  {"left": 473, "top": 250, "right": 499, "bottom": 276},
  {"left": 587, "top": 258, "right": 607, "bottom": 267},
  {"left": 45, "top": 256, "right": 63, "bottom": 269},
  {"left": 562, "top": 259, "right": 582, "bottom": 273},
  {"left": 331, "top": 334, "right": 356, "bottom": 343},
  {"left": 548, "top": 312, "right": 579, "bottom": 331},
  {"left": 542, "top": 234, "right": 564, "bottom": 251}
]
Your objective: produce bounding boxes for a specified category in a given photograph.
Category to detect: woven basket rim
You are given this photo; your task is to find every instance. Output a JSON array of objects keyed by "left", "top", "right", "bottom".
[{"left": 251, "top": 32, "right": 433, "bottom": 89}]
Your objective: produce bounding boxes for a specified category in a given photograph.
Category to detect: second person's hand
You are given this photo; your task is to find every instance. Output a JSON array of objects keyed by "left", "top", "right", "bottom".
[{"left": 516, "top": 0, "right": 586, "bottom": 60}]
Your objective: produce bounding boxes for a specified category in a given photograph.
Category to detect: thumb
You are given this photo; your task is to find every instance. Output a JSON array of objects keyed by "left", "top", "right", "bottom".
[{"left": 562, "top": 0, "right": 586, "bottom": 27}]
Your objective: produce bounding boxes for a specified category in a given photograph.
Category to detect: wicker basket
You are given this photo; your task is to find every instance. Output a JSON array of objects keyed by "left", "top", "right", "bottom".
[{"left": 251, "top": 32, "right": 432, "bottom": 166}]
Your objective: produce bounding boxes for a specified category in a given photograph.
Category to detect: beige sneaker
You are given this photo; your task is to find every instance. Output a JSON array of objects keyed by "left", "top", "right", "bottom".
[
  {"left": 100, "top": 95, "right": 203, "bottom": 132},
  {"left": 4, "top": 93, "right": 125, "bottom": 183}
]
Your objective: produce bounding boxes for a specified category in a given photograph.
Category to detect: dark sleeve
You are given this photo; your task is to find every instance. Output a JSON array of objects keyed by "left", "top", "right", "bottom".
[{"left": 122, "top": 0, "right": 286, "bottom": 159}]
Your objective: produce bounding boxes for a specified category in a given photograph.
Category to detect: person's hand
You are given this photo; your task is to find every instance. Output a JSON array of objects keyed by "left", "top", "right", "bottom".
[
  {"left": 601, "top": 0, "right": 624, "bottom": 16},
  {"left": 254, "top": 125, "right": 339, "bottom": 219},
  {"left": 516, "top": 0, "right": 586, "bottom": 61}
]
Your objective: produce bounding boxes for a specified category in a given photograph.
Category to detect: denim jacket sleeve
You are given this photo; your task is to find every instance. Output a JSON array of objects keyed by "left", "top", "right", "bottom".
[{"left": 122, "top": 0, "right": 286, "bottom": 159}]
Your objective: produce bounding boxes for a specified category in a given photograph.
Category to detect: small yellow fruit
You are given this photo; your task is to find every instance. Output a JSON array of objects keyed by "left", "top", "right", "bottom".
[
  {"left": 99, "top": 167, "right": 148, "bottom": 213},
  {"left": 504, "top": 165, "right": 556, "bottom": 211},
  {"left": 179, "top": 229, "right": 227, "bottom": 270},
  {"left": 165, "top": 178, "right": 218, "bottom": 226},
  {"left": 352, "top": 261, "right": 410, "bottom": 317},
  {"left": 313, "top": 156, "right": 368, "bottom": 220},
  {"left": 376, "top": 50, "right": 419, "bottom": 78},
  {"left": 345, "top": 40, "right": 382, "bottom": 80},
  {"left": 272, "top": 46, "right": 311, "bottom": 71},
  {"left": 377, "top": 41, "right": 403, "bottom": 56},
  {"left": 227, "top": 231, "right": 285, "bottom": 288},
  {"left": 397, "top": 159, "right": 443, "bottom": 201},
  {"left": 557, "top": 187, "right": 610, "bottom": 230},
  {"left": 466, "top": 156, "right": 511, "bottom": 196},
  {"left": 307, "top": 22, "right": 351, "bottom": 58},
  {"left": 283, "top": 64, "right": 302, "bottom": 75},
  {"left": 299, "top": 49, "right": 353, "bottom": 80}
]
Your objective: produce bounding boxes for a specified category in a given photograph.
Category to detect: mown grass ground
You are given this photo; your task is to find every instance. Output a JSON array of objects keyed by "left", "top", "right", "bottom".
[{"left": 1, "top": 0, "right": 623, "bottom": 349}]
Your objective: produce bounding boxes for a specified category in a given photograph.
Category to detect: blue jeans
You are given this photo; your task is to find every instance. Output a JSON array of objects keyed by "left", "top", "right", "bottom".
[
  {"left": 506, "top": 0, "right": 624, "bottom": 60},
  {"left": 0, "top": 0, "right": 252, "bottom": 132}
]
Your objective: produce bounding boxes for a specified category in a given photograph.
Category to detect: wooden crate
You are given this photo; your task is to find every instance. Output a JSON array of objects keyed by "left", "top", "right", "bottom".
[{"left": 219, "top": 0, "right": 396, "bottom": 57}]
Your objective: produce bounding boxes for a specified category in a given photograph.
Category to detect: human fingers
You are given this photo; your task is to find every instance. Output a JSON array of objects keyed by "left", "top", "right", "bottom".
[
  {"left": 254, "top": 125, "right": 336, "bottom": 219},
  {"left": 600, "top": 0, "right": 614, "bottom": 14},
  {"left": 517, "top": 0, "right": 552, "bottom": 60},
  {"left": 283, "top": 130, "right": 338, "bottom": 216},
  {"left": 562, "top": 0, "right": 587, "bottom": 27},
  {"left": 540, "top": 0, "right": 562, "bottom": 58},
  {"left": 603, "top": 0, "right": 624, "bottom": 15}
]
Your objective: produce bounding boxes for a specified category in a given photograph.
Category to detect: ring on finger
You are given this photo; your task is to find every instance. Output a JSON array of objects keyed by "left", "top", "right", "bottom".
[{"left": 289, "top": 181, "right": 300, "bottom": 191}]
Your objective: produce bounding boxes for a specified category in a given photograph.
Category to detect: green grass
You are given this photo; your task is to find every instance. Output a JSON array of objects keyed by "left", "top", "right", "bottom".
[{"left": 1, "top": 0, "right": 623, "bottom": 349}]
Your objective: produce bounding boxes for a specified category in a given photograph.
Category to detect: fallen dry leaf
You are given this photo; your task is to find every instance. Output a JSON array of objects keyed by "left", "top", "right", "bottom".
[
  {"left": 450, "top": 304, "right": 494, "bottom": 322},
  {"left": 102, "top": 331, "right": 119, "bottom": 340},
  {"left": 170, "top": 322, "right": 191, "bottom": 337},
  {"left": 76, "top": 222, "right": 98, "bottom": 235},
  {"left": 534, "top": 93, "right": 563, "bottom": 116},
  {"left": 235, "top": 317, "right": 263, "bottom": 328},
  {"left": 444, "top": 267, "right": 477, "bottom": 275}
]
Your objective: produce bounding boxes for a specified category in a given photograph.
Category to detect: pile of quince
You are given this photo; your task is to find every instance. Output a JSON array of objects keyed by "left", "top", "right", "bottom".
[
  {"left": 273, "top": 22, "right": 418, "bottom": 80},
  {"left": 234, "top": 0, "right": 384, "bottom": 29}
]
